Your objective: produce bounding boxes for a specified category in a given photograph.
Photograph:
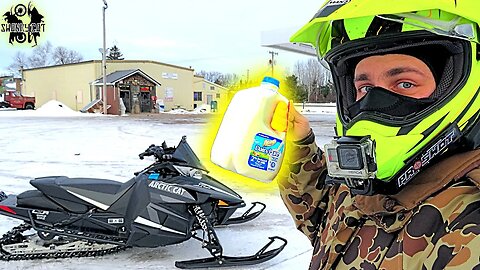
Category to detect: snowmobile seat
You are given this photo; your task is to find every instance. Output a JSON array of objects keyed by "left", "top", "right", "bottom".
[
  {"left": 51, "top": 177, "right": 126, "bottom": 195},
  {"left": 17, "top": 190, "right": 66, "bottom": 211},
  {"left": 28, "top": 176, "right": 134, "bottom": 213}
]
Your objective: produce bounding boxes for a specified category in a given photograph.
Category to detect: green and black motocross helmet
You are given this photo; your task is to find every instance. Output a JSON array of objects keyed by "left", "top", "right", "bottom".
[{"left": 291, "top": 0, "right": 480, "bottom": 195}]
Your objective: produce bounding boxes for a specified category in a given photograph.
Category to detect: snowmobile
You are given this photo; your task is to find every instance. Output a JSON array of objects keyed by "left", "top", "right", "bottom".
[{"left": 0, "top": 136, "right": 286, "bottom": 268}]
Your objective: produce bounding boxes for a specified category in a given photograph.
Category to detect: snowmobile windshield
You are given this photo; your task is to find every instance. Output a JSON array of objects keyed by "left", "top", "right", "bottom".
[{"left": 172, "top": 139, "right": 209, "bottom": 172}]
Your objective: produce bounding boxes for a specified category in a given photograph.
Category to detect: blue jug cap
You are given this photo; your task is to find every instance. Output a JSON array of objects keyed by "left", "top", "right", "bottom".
[{"left": 261, "top": 76, "right": 280, "bottom": 88}]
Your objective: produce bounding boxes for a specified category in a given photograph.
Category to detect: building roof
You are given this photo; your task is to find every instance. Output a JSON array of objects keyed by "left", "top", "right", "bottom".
[
  {"left": 193, "top": 76, "right": 228, "bottom": 91},
  {"left": 92, "top": 69, "right": 161, "bottom": 86},
  {"left": 23, "top": 59, "right": 194, "bottom": 72},
  {"left": 261, "top": 27, "right": 316, "bottom": 56}
]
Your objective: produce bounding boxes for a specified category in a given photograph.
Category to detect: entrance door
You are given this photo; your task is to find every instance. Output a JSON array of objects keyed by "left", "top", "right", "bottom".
[
  {"left": 139, "top": 92, "right": 151, "bottom": 112},
  {"left": 206, "top": 94, "right": 213, "bottom": 106},
  {"left": 120, "top": 90, "right": 131, "bottom": 113}
]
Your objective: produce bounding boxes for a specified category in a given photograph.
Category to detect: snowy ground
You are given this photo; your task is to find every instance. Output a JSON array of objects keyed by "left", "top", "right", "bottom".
[{"left": 0, "top": 103, "right": 336, "bottom": 270}]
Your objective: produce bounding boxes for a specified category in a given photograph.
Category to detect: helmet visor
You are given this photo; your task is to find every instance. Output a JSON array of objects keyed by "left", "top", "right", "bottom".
[
  {"left": 315, "top": 12, "right": 479, "bottom": 59},
  {"left": 324, "top": 31, "right": 471, "bottom": 126}
]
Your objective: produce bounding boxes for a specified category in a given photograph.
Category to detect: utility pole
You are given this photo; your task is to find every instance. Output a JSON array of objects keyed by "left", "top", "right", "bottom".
[
  {"left": 268, "top": 51, "right": 278, "bottom": 77},
  {"left": 102, "top": 0, "right": 108, "bottom": 115},
  {"left": 18, "top": 65, "right": 24, "bottom": 94}
]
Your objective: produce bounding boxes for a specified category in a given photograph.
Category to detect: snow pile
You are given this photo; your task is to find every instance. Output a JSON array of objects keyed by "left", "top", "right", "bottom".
[
  {"left": 166, "top": 104, "right": 210, "bottom": 114},
  {"left": 35, "top": 100, "right": 85, "bottom": 116},
  {"left": 166, "top": 108, "right": 191, "bottom": 114},
  {"left": 4, "top": 83, "right": 16, "bottom": 89},
  {"left": 0, "top": 100, "right": 100, "bottom": 117},
  {"left": 294, "top": 103, "right": 337, "bottom": 115},
  {"left": 193, "top": 104, "right": 210, "bottom": 113}
]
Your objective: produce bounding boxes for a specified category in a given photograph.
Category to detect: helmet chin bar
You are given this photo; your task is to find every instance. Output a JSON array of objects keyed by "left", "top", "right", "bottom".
[{"left": 325, "top": 124, "right": 462, "bottom": 196}]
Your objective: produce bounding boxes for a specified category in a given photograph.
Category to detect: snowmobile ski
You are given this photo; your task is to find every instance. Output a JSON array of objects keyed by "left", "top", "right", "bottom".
[
  {"left": 220, "top": 202, "right": 266, "bottom": 226},
  {"left": 175, "top": 236, "right": 287, "bottom": 269},
  {"left": 176, "top": 205, "right": 287, "bottom": 269}
]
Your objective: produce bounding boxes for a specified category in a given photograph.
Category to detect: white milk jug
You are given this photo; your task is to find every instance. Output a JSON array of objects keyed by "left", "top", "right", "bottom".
[{"left": 210, "top": 77, "right": 288, "bottom": 182}]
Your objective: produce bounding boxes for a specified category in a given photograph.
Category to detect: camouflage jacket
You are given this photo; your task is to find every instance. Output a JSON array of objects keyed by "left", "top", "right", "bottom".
[{"left": 278, "top": 131, "right": 480, "bottom": 269}]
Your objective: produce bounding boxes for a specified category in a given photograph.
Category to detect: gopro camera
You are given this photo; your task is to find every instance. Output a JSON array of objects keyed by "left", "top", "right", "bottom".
[{"left": 324, "top": 136, "right": 377, "bottom": 194}]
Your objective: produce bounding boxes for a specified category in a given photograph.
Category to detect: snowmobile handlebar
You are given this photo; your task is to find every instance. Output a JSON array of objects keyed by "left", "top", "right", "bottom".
[
  {"left": 139, "top": 144, "right": 175, "bottom": 162},
  {"left": 139, "top": 144, "right": 164, "bottom": 160}
]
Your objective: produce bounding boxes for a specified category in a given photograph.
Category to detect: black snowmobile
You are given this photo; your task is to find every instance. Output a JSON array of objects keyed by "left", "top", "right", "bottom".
[{"left": 0, "top": 136, "right": 286, "bottom": 268}]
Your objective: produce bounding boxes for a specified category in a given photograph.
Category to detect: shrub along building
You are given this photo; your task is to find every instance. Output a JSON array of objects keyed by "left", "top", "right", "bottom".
[{"left": 21, "top": 60, "right": 226, "bottom": 115}]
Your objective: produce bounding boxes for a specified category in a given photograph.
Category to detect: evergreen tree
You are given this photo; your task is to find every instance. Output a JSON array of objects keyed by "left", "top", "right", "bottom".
[
  {"left": 107, "top": 45, "right": 124, "bottom": 60},
  {"left": 285, "top": 74, "right": 307, "bottom": 103}
]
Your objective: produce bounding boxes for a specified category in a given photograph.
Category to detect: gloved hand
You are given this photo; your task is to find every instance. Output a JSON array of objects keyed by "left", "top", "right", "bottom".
[{"left": 271, "top": 101, "right": 311, "bottom": 141}]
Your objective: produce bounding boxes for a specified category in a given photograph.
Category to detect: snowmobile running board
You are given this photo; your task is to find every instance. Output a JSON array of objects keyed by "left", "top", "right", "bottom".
[
  {"left": 175, "top": 236, "right": 287, "bottom": 269},
  {"left": 222, "top": 202, "right": 266, "bottom": 225}
]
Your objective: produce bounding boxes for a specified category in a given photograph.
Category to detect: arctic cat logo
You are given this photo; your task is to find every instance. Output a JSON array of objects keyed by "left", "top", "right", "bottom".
[
  {"left": 397, "top": 126, "right": 460, "bottom": 187},
  {"left": 148, "top": 181, "right": 186, "bottom": 196}
]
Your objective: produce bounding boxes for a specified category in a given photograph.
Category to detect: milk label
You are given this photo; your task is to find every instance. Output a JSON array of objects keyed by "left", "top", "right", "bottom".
[{"left": 248, "top": 133, "right": 284, "bottom": 172}]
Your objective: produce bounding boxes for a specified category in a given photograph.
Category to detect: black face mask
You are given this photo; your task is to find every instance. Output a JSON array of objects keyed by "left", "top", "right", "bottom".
[{"left": 347, "top": 87, "right": 436, "bottom": 118}]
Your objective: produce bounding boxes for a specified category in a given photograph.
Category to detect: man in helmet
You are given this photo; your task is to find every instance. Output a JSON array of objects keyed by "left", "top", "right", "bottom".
[{"left": 277, "top": 0, "right": 480, "bottom": 269}]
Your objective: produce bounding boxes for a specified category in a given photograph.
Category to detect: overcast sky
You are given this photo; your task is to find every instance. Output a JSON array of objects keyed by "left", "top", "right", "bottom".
[{"left": 0, "top": 0, "right": 319, "bottom": 77}]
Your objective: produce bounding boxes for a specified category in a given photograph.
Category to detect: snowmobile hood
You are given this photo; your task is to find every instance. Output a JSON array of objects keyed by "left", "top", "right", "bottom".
[
  {"left": 197, "top": 175, "right": 243, "bottom": 202},
  {"left": 164, "top": 175, "right": 243, "bottom": 204}
]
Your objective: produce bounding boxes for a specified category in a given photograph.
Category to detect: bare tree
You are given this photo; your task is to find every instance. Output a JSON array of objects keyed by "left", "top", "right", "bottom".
[
  {"left": 52, "top": 46, "right": 69, "bottom": 64},
  {"left": 67, "top": 50, "right": 83, "bottom": 63},
  {"left": 196, "top": 71, "right": 223, "bottom": 84},
  {"left": 7, "top": 43, "right": 84, "bottom": 76},
  {"left": 8, "top": 51, "right": 30, "bottom": 75},
  {"left": 195, "top": 71, "right": 239, "bottom": 87},
  {"left": 294, "top": 59, "right": 331, "bottom": 102},
  {"left": 28, "top": 41, "right": 53, "bottom": 68},
  {"left": 53, "top": 46, "right": 83, "bottom": 64}
]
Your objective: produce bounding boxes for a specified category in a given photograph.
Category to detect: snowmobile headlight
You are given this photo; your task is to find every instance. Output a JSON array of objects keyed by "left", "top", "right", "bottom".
[
  {"left": 190, "top": 169, "right": 203, "bottom": 179},
  {"left": 174, "top": 165, "right": 203, "bottom": 179}
]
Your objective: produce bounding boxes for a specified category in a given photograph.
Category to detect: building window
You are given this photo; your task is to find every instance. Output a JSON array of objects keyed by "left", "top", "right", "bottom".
[
  {"left": 210, "top": 86, "right": 215, "bottom": 90},
  {"left": 216, "top": 93, "right": 220, "bottom": 98},
  {"left": 194, "top": 92, "right": 202, "bottom": 101}
]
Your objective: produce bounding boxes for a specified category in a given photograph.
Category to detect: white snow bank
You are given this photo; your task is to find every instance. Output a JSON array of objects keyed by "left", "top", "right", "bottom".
[
  {"left": 36, "top": 100, "right": 82, "bottom": 116},
  {"left": 193, "top": 104, "right": 211, "bottom": 113},
  {"left": 5, "top": 82, "right": 16, "bottom": 89},
  {"left": 0, "top": 100, "right": 102, "bottom": 117},
  {"left": 165, "top": 103, "right": 337, "bottom": 115},
  {"left": 165, "top": 104, "right": 210, "bottom": 114},
  {"left": 294, "top": 103, "right": 337, "bottom": 115}
]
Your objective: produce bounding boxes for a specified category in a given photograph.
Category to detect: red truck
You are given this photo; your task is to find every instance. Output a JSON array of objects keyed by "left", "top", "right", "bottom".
[{"left": 0, "top": 90, "right": 35, "bottom": 109}]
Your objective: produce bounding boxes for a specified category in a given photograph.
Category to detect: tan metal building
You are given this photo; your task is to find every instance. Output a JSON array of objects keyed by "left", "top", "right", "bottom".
[
  {"left": 193, "top": 75, "right": 228, "bottom": 112},
  {"left": 21, "top": 60, "right": 214, "bottom": 113}
]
